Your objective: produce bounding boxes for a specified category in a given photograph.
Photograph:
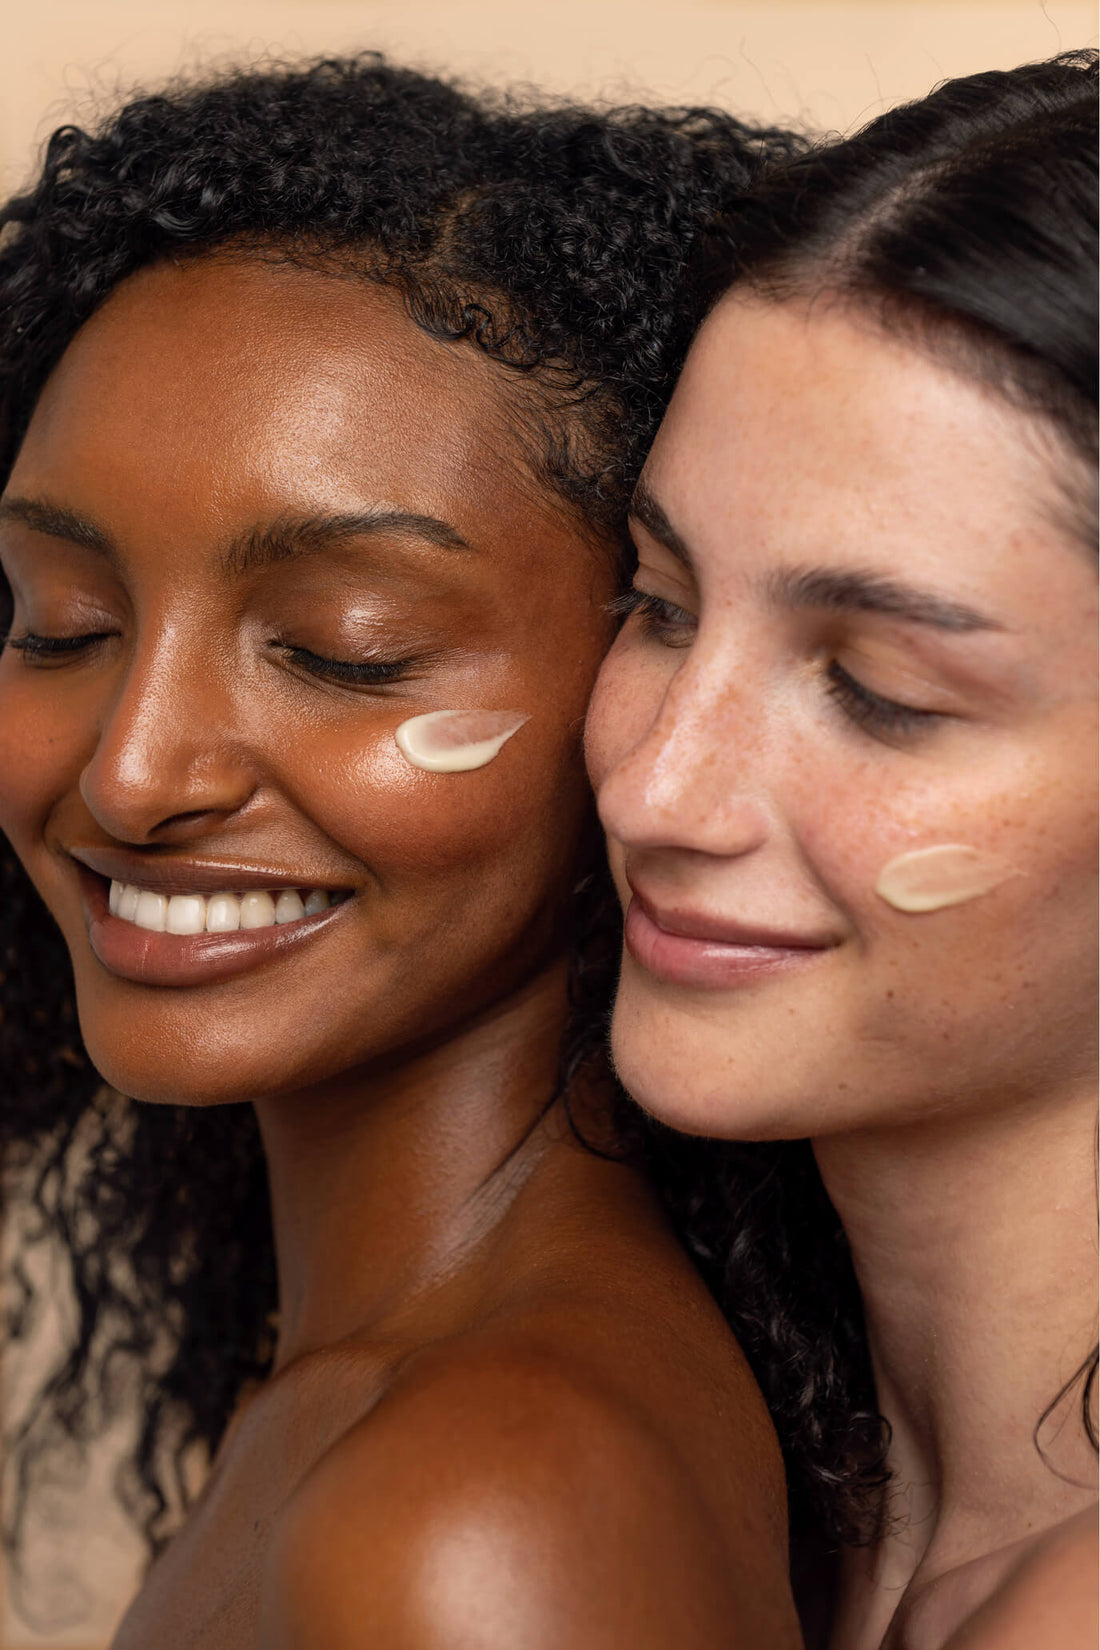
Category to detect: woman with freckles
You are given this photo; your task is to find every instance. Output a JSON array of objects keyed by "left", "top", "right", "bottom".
[
  {"left": 585, "top": 51, "right": 1098, "bottom": 1650},
  {"left": 0, "top": 57, "right": 805, "bottom": 1649}
]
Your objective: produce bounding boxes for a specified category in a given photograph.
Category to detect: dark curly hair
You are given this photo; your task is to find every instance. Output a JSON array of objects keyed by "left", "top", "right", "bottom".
[{"left": 0, "top": 53, "right": 807, "bottom": 1577}]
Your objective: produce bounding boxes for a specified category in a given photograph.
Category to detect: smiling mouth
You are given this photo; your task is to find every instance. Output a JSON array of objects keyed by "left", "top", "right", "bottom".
[
  {"left": 72, "top": 865, "right": 355, "bottom": 988},
  {"left": 108, "top": 879, "right": 348, "bottom": 935},
  {"left": 623, "top": 891, "right": 836, "bottom": 991}
]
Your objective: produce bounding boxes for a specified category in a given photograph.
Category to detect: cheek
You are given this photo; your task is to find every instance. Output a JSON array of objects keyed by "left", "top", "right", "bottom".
[
  {"left": 793, "top": 758, "right": 934, "bottom": 924},
  {"left": 794, "top": 742, "right": 1097, "bottom": 963},
  {"left": 286, "top": 718, "right": 587, "bottom": 892},
  {"left": 584, "top": 634, "right": 665, "bottom": 790},
  {"left": 0, "top": 664, "right": 88, "bottom": 855}
]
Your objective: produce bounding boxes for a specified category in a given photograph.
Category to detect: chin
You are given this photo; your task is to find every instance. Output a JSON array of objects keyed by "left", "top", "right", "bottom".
[
  {"left": 609, "top": 1006, "right": 803, "bottom": 1142},
  {"left": 66, "top": 946, "right": 375, "bottom": 1107},
  {"left": 79, "top": 1043, "right": 257, "bottom": 1108},
  {"left": 74, "top": 1009, "right": 308, "bottom": 1108},
  {"left": 608, "top": 942, "right": 848, "bottom": 1140}
]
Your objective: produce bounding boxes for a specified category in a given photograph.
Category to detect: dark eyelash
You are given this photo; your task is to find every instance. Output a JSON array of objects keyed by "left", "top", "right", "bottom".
[
  {"left": 825, "top": 659, "right": 937, "bottom": 736},
  {"left": 606, "top": 589, "right": 647, "bottom": 619},
  {"left": 6, "top": 631, "right": 112, "bottom": 658},
  {"left": 608, "top": 589, "right": 696, "bottom": 639},
  {"left": 280, "top": 644, "right": 417, "bottom": 687}
]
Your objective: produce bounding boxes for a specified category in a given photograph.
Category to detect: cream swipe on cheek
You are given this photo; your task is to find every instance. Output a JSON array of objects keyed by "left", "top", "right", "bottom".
[
  {"left": 875, "top": 844, "right": 1021, "bottom": 913},
  {"left": 394, "top": 710, "right": 529, "bottom": 773}
]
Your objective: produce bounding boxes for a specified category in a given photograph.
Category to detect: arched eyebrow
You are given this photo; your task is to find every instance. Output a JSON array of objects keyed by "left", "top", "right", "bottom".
[
  {"left": 0, "top": 496, "right": 115, "bottom": 557},
  {"left": 0, "top": 497, "right": 471, "bottom": 570},
  {"left": 628, "top": 478, "right": 1000, "bottom": 634},
  {"left": 220, "top": 508, "right": 470, "bottom": 573},
  {"left": 766, "top": 566, "right": 1001, "bottom": 633}
]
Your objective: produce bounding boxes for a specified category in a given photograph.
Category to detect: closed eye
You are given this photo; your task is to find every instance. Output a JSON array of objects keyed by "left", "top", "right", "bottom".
[
  {"left": 825, "top": 658, "right": 941, "bottom": 737},
  {"left": 609, "top": 589, "right": 697, "bottom": 647},
  {"left": 5, "top": 630, "right": 114, "bottom": 662},
  {"left": 277, "top": 643, "right": 421, "bottom": 688}
]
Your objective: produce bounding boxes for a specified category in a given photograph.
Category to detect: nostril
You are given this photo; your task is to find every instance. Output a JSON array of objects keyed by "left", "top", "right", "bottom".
[
  {"left": 151, "top": 809, "right": 235, "bottom": 841},
  {"left": 161, "top": 810, "right": 223, "bottom": 829}
]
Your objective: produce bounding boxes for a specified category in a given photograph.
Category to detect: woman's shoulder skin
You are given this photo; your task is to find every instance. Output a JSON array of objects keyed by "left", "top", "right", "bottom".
[
  {"left": 111, "top": 1139, "right": 800, "bottom": 1650},
  {"left": 262, "top": 1308, "right": 798, "bottom": 1649},
  {"left": 888, "top": 1507, "right": 1098, "bottom": 1650}
]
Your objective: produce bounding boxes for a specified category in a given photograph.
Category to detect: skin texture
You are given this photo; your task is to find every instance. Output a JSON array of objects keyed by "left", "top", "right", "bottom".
[
  {"left": 585, "top": 294, "right": 1098, "bottom": 1649},
  {"left": 0, "top": 261, "right": 800, "bottom": 1649}
]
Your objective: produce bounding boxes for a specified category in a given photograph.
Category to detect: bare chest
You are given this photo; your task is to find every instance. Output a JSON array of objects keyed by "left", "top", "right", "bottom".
[
  {"left": 848, "top": 1525, "right": 1068, "bottom": 1650},
  {"left": 110, "top": 1351, "right": 396, "bottom": 1650}
]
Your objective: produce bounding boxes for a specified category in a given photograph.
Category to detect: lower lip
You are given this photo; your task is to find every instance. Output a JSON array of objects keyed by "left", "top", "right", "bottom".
[
  {"left": 80, "top": 872, "right": 351, "bottom": 988},
  {"left": 623, "top": 897, "right": 829, "bottom": 990}
]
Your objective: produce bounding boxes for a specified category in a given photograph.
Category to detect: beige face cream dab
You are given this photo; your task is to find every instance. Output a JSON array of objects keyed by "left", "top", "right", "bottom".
[
  {"left": 875, "top": 844, "right": 1020, "bottom": 913},
  {"left": 394, "top": 710, "right": 529, "bottom": 773}
]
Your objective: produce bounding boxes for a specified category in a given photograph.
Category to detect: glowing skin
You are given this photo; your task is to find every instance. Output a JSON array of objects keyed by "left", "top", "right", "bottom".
[
  {"left": 875, "top": 843, "right": 1021, "bottom": 913},
  {"left": 585, "top": 293, "right": 1098, "bottom": 1650},
  {"left": 395, "top": 709, "right": 528, "bottom": 773},
  {"left": 586, "top": 295, "right": 1097, "bottom": 1140},
  {"left": 0, "top": 261, "right": 620, "bottom": 1097},
  {"left": 0, "top": 259, "right": 798, "bottom": 1650}
]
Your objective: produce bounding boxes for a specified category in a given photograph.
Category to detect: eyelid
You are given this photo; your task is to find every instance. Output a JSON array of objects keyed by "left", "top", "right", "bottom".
[
  {"left": 635, "top": 547, "right": 697, "bottom": 596},
  {"left": 632, "top": 558, "right": 698, "bottom": 608},
  {"left": 277, "top": 642, "right": 421, "bottom": 688},
  {"left": 837, "top": 637, "right": 967, "bottom": 716},
  {"left": 6, "top": 629, "right": 115, "bottom": 660},
  {"left": 824, "top": 658, "right": 942, "bottom": 738},
  {"left": 610, "top": 588, "right": 697, "bottom": 648}
]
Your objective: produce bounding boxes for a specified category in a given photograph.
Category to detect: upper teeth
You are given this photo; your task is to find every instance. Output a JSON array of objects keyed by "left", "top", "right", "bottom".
[{"left": 108, "top": 881, "right": 333, "bottom": 934}]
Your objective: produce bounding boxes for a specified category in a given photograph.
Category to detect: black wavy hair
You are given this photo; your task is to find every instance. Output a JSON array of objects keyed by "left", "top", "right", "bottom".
[
  {"left": 0, "top": 55, "right": 805, "bottom": 1568},
  {"left": 667, "top": 48, "right": 1098, "bottom": 1555}
]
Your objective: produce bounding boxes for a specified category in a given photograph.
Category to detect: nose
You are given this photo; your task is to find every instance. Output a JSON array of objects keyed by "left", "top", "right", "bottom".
[
  {"left": 79, "top": 631, "right": 259, "bottom": 844},
  {"left": 594, "top": 645, "right": 774, "bottom": 861}
]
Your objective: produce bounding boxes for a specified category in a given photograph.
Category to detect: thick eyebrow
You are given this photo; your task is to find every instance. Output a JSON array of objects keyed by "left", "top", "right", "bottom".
[
  {"left": 0, "top": 496, "right": 469, "bottom": 571},
  {"left": 221, "top": 508, "right": 470, "bottom": 574},
  {"left": 627, "top": 482, "right": 999, "bottom": 634},
  {"left": 0, "top": 496, "right": 116, "bottom": 557},
  {"left": 767, "top": 565, "right": 1001, "bottom": 633},
  {"left": 627, "top": 476, "right": 694, "bottom": 569}
]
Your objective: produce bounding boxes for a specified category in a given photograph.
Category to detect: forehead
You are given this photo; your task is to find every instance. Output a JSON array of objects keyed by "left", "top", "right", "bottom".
[
  {"left": 12, "top": 257, "right": 533, "bottom": 540},
  {"left": 647, "top": 293, "right": 1087, "bottom": 608}
]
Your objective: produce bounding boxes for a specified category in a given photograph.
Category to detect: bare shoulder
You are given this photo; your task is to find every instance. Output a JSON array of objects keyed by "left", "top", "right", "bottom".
[
  {"left": 260, "top": 1329, "right": 800, "bottom": 1650},
  {"left": 942, "top": 1506, "right": 1098, "bottom": 1650}
]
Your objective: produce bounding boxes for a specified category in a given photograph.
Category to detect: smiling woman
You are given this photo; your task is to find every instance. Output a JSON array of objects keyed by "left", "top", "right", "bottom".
[
  {"left": 0, "top": 57, "right": 806, "bottom": 1648},
  {"left": 585, "top": 49, "right": 1098, "bottom": 1650},
  {"left": 5, "top": 255, "right": 625, "bottom": 1093}
]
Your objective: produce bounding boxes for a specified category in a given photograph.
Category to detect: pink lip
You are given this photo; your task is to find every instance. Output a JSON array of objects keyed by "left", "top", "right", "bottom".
[
  {"left": 77, "top": 866, "right": 351, "bottom": 988},
  {"left": 624, "top": 892, "right": 833, "bottom": 990}
]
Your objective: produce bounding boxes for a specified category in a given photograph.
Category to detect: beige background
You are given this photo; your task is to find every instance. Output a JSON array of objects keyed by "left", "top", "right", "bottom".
[
  {"left": 2, "top": 1, "right": 1096, "bottom": 1645},
  {"left": 3, "top": 0, "right": 1097, "bottom": 187}
]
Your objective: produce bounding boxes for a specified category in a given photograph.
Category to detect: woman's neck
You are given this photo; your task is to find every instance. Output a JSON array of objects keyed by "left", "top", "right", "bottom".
[
  {"left": 815, "top": 1077, "right": 1097, "bottom": 1592},
  {"left": 254, "top": 958, "right": 582, "bottom": 1370}
]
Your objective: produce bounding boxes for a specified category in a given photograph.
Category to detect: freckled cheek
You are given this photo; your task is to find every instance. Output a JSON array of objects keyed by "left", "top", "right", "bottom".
[
  {"left": 793, "top": 772, "right": 930, "bottom": 924},
  {"left": 792, "top": 755, "right": 1094, "bottom": 948},
  {"left": 584, "top": 640, "right": 667, "bottom": 791}
]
